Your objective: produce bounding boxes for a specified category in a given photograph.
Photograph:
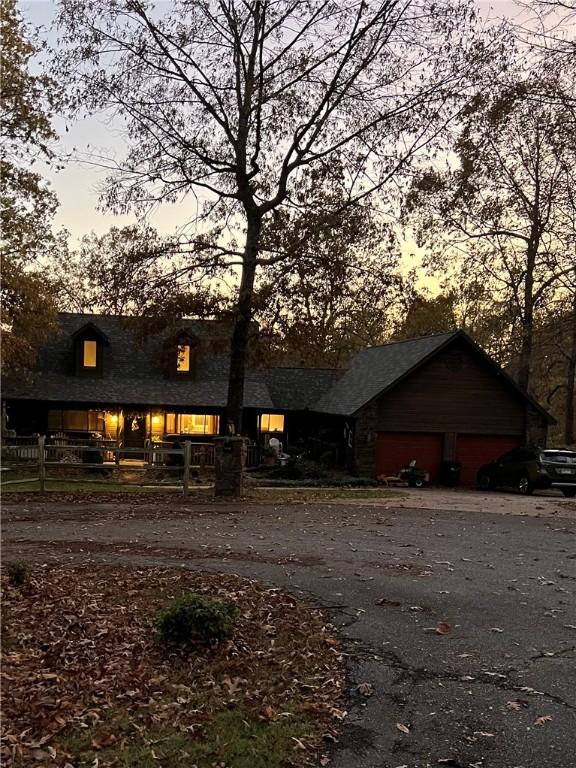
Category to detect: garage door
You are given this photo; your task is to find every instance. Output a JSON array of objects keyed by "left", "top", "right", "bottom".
[
  {"left": 456, "top": 435, "right": 522, "bottom": 486},
  {"left": 376, "top": 432, "right": 444, "bottom": 481}
]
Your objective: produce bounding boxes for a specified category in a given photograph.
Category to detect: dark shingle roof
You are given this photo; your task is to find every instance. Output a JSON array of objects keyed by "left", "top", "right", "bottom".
[
  {"left": 4, "top": 315, "right": 550, "bottom": 421},
  {"left": 312, "top": 332, "right": 460, "bottom": 415},
  {"left": 4, "top": 313, "right": 273, "bottom": 409},
  {"left": 259, "top": 367, "right": 344, "bottom": 411}
]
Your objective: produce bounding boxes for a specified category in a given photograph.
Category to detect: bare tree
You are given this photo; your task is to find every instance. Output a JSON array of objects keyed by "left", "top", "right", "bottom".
[
  {"left": 407, "top": 75, "right": 576, "bottom": 393},
  {"left": 55, "top": 0, "right": 483, "bottom": 432}
]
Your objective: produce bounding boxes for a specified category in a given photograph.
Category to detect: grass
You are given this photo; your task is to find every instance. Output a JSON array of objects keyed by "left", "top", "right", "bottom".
[
  {"left": 1, "top": 478, "right": 402, "bottom": 501},
  {"left": 0, "top": 479, "right": 181, "bottom": 493},
  {"left": 57, "top": 710, "right": 314, "bottom": 768}
]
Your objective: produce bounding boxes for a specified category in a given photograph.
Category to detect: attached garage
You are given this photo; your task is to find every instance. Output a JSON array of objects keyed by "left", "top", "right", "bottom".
[
  {"left": 376, "top": 432, "right": 444, "bottom": 481},
  {"left": 313, "top": 329, "right": 553, "bottom": 480},
  {"left": 456, "top": 434, "right": 522, "bottom": 486}
]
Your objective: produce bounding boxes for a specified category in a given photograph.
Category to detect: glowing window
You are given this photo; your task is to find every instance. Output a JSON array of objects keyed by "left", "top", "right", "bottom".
[
  {"left": 259, "top": 414, "right": 284, "bottom": 433},
  {"left": 83, "top": 340, "right": 97, "bottom": 368},
  {"left": 177, "top": 344, "right": 191, "bottom": 372},
  {"left": 178, "top": 414, "right": 219, "bottom": 435}
]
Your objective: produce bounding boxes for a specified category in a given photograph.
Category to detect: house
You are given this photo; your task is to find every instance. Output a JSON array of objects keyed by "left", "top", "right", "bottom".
[{"left": 2, "top": 313, "right": 552, "bottom": 484}]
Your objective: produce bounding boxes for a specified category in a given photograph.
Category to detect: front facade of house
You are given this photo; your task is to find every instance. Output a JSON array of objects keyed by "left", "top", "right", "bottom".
[{"left": 2, "top": 314, "right": 552, "bottom": 482}]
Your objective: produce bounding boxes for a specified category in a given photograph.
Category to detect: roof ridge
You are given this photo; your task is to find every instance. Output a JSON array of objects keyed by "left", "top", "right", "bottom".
[{"left": 362, "top": 329, "right": 460, "bottom": 352}]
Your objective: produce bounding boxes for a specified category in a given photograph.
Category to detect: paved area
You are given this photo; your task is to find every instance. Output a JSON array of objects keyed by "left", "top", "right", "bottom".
[{"left": 3, "top": 492, "right": 576, "bottom": 768}]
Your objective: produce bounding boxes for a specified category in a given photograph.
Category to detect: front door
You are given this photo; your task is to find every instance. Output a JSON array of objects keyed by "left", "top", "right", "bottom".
[{"left": 124, "top": 411, "right": 146, "bottom": 458}]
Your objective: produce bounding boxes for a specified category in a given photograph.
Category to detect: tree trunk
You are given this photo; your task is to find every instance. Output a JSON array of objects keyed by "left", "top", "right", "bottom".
[
  {"left": 565, "top": 292, "right": 576, "bottom": 445},
  {"left": 225, "top": 215, "right": 261, "bottom": 435},
  {"left": 517, "top": 245, "right": 537, "bottom": 393}
]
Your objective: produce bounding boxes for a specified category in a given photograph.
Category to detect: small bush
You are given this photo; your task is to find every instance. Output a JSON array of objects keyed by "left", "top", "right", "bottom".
[
  {"left": 155, "top": 593, "right": 239, "bottom": 647},
  {"left": 6, "top": 560, "right": 30, "bottom": 586}
]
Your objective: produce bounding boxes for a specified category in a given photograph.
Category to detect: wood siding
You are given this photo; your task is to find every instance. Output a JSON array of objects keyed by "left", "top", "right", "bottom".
[{"left": 376, "top": 340, "right": 526, "bottom": 435}]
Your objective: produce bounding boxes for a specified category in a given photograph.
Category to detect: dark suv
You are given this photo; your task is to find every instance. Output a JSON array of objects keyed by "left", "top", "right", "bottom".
[{"left": 477, "top": 448, "right": 576, "bottom": 497}]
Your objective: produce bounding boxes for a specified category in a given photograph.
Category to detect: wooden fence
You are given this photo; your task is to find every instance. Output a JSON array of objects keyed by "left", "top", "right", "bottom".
[
  {"left": 2, "top": 437, "right": 203, "bottom": 495},
  {"left": 1, "top": 436, "right": 262, "bottom": 494}
]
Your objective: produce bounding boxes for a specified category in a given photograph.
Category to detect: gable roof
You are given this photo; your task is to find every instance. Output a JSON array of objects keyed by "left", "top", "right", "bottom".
[
  {"left": 3, "top": 314, "right": 553, "bottom": 422},
  {"left": 312, "top": 330, "right": 553, "bottom": 422},
  {"left": 3, "top": 313, "right": 273, "bottom": 409},
  {"left": 71, "top": 321, "right": 110, "bottom": 344},
  {"left": 2, "top": 313, "right": 339, "bottom": 412},
  {"left": 313, "top": 331, "right": 460, "bottom": 415}
]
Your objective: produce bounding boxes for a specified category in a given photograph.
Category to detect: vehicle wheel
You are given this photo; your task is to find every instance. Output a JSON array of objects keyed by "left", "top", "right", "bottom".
[
  {"left": 517, "top": 475, "right": 533, "bottom": 495},
  {"left": 413, "top": 477, "right": 424, "bottom": 489},
  {"left": 478, "top": 474, "right": 492, "bottom": 491},
  {"left": 561, "top": 488, "right": 576, "bottom": 498}
]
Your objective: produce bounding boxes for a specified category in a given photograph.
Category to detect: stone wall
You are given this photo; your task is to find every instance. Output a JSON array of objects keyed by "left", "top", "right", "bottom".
[{"left": 214, "top": 437, "right": 248, "bottom": 497}]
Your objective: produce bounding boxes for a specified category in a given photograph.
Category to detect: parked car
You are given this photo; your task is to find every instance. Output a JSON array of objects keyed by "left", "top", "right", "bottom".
[{"left": 477, "top": 448, "right": 576, "bottom": 496}]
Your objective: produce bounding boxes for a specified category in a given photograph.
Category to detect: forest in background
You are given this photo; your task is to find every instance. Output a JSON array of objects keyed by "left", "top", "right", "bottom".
[{"left": 2, "top": 0, "right": 574, "bottom": 443}]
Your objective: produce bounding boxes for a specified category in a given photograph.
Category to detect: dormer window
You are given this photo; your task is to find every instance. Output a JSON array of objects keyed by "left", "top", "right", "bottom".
[
  {"left": 170, "top": 330, "right": 197, "bottom": 378},
  {"left": 83, "top": 340, "right": 98, "bottom": 368},
  {"left": 72, "top": 322, "right": 109, "bottom": 377},
  {"left": 177, "top": 344, "right": 191, "bottom": 372}
]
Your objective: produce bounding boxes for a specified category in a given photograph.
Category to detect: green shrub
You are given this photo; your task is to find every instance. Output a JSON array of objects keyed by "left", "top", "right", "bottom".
[
  {"left": 155, "top": 593, "right": 239, "bottom": 647},
  {"left": 6, "top": 560, "right": 30, "bottom": 586}
]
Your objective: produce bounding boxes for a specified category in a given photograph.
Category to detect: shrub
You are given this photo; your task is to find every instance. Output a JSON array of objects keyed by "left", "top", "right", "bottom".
[
  {"left": 155, "top": 593, "right": 239, "bottom": 647},
  {"left": 6, "top": 560, "right": 30, "bottom": 586}
]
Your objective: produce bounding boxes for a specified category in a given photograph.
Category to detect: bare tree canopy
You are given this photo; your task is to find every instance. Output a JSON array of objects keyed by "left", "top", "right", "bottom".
[
  {"left": 406, "top": 74, "right": 576, "bottom": 395},
  {"left": 54, "top": 0, "right": 487, "bottom": 432}
]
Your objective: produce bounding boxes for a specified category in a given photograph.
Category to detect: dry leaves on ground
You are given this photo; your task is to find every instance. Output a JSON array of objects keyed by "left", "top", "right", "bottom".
[
  {"left": 1, "top": 565, "right": 345, "bottom": 767},
  {"left": 533, "top": 715, "right": 553, "bottom": 727}
]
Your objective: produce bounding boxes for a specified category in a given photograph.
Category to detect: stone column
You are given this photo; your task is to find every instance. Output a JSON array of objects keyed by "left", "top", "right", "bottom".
[{"left": 214, "top": 436, "right": 248, "bottom": 497}]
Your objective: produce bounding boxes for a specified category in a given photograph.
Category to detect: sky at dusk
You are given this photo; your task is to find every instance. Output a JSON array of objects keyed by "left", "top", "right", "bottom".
[{"left": 22, "top": 0, "right": 528, "bottom": 254}]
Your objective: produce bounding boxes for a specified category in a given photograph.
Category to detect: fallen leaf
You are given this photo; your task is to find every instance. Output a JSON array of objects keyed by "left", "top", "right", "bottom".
[
  {"left": 506, "top": 699, "right": 529, "bottom": 711},
  {"left": 435, "top": 622, "right": 451, "bottom": 635},
  {"left": 375, "top": 598, "right": 401, "bottom": 607},
  {"left": 534, "top": 715, "right": 553, "bottom": 726},
  {"left": 357, "top": 682, "right": 374, "bottom": 697},
  {"left": 396, "top": 722, "right": 410, "bottom": 734}
]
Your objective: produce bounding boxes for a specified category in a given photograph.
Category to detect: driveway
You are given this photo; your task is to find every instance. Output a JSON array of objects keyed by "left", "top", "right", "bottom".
[{"left": 3, "top": 492, "right": 576, "bottom": 768}]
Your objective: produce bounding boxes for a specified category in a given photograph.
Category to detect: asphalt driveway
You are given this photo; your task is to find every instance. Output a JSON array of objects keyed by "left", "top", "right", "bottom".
[{"left": 3, "top": 492, "right": 576, "bottom": 768}]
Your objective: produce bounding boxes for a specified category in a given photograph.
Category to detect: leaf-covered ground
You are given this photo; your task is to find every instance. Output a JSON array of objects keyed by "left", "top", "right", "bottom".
[{"left": 1, "top": 566, "right": 345, "bottom": 767}]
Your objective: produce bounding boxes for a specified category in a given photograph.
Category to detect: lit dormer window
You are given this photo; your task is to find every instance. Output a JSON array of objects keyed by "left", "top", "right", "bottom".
[
  {"left": 170, "top": 331, "right": 197, "bottom": 377},
  {"left": 72, "top": 321, "right": 109, "bottom": 376},
  {"left": 83, "top": 340, "right": 97, "bottom": 368},
  {"left": 177, "top": 344, "right": 191, "bottom": 372}
]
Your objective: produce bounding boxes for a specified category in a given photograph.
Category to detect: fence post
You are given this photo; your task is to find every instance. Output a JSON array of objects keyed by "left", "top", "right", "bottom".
[
  {"left": 38, "top": 434, "right": 46, "bottom": 492},
  {"left": 183, "top": 440, "right": 191, "bottom": 496}
]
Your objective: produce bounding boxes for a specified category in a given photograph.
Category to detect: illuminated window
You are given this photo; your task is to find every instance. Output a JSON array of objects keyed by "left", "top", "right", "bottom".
[
  {"left": 177, "top": 414, "right": 219, "bottom": 435},
  {"left": 148, "top": 412, "right": 164, "bottom": 440},
  {"left": 83, "top": 340, "right": 97, "bottom": 368},
  {"left": 47, "top": 409, "right": 105, "bottom": 432},
  {"left": 177, "top": 344, "right": 191, "bottom": 372},
  {"left": 259, "top": 414, "right": 284, "bottom": 433}
]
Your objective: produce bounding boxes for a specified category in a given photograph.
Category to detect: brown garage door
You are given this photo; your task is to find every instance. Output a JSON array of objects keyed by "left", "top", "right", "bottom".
[
  {"left": 456, "top": 434, "right": 522, "bottom": 486},
  {"left": 376, "top": 432, "right": 444, "bottom": 481}
]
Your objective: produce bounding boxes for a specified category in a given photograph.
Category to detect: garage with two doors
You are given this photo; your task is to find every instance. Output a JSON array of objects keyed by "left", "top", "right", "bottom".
[{"left": 314, "top": 330, "right": 551, "bottom": 485}]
